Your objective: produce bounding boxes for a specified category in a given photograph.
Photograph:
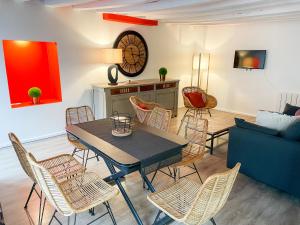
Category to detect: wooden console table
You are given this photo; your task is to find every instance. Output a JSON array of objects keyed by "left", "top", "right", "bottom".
[{"left": 92, "top": 79, "right": 179, "bottom": 119}]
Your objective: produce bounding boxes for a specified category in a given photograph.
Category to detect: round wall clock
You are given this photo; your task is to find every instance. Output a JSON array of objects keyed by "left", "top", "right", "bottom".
[{"left": 113, "top": 30, "right": 148, "bottom": 77}]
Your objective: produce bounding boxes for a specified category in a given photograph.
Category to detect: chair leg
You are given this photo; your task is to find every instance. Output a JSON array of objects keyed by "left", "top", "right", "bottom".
[
  {"left": 38, "top": 191, "right": 43, "bottom": 225},
  {"left": 82, "top": 149, "right": 87, "bottom": 166},
  {"left": 71, "top": 147, "right": 77, "bottom": 156},
  {"left": 150, "top": 169, "right": 159, "bottom": 185},
  {"left": 153, "top": 210, "right": 163, "bottom": 224},
  {"left": 210, "top": 217, "right": 217, "bottom": 225},
  {"left": 48, "top": 210, "right": 63, "bottom": 225},
  {"left": 193, "top": 163, "right": 203, "bottom": 184},
  {"left": 105, "top": 202, "right": 117, "bottom": 225},
  {"left": 173, "top": 168, "right": 177, "bottom": 182},
  {"left": 39, "top": 197, "right": 46, "bottom": 225},
  {"left": 68, "top": 215, "right": 77, "bottom": 225},
  {"left": 208, "top": 109, "right": 212, "bottom": 117},
  {"left": 73, "top": 214, "right": 77, "bottom": 225},
  {"left": 48, "top": 211, "right": 55, "bottom": 225},
  {"left": 84, "top": 149, "right": 90, "bottom": 168},
  {"left": 24, "top": 182, "right": 37, "bottom": 209},
  {"left": 167, "top": 166, "right": 172, "bottom": 176}
]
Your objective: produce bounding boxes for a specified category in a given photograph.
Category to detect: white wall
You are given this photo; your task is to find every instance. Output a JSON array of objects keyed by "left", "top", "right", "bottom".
[
  {"left": 4, "top": 1, "right": 297, "bottom": 147},
  {"left": 203, "top": 21, "right": 300, "bottom": 116},
  {"left": 0, "top": 0, "right": 204, "bottom": 147}
]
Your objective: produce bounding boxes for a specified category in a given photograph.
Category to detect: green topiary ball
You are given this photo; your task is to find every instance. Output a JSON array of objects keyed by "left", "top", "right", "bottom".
[
  {"left": 28, "top": 87, "right": 42, "bottom": 98},
  {"left": 159, "top": 67, "right": 167, "bottom": 76}
]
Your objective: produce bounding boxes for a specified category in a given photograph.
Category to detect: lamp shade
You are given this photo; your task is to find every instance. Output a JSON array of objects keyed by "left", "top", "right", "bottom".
[
  {"left": 193, "top": 53, "right": 210, "bottom": 71},
  {"left": 192, "top": 54, "right": 200, "bottom": 70},
  {"left": 99, "top": 48, "right": 123, "bottom": 64},
  {"left": 200, "top": 53, "right": 210, "bottom": 71}
]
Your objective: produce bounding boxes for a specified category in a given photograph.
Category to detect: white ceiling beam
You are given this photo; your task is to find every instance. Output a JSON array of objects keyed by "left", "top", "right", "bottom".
[
  {"left": 40, "top": 0, "right": 300, "bottom": 25},
  {"left": 140, "top": 0, "right": 300, "bottom": 20},
  {"left": 42, "top": 0, "right": 93, "bottom": 7},
  {"left": 130, "top": 0, "right": 300, "bottom": 18},
  {"left": 72, "top": 0, "right": 151, "bottom": 10},
  {"left": 163, "top": 10, "right": 300, "bottom": 25},
  {"left": 93, "top": 0, "right": 263, "bottom": 13},
  {"left": 74, "top": 0, "right": 212, "bottom": 11}
]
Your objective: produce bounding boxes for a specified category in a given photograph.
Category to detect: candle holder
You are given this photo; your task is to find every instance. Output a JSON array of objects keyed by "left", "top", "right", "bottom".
[{"left": 111, "top": 112, "right": 133, "bottom": 137}]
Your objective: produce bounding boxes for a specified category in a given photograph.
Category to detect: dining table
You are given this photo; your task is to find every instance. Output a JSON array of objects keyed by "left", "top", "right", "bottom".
[{"left": 66, "top": 118, "right": 188, "bottom": 225}]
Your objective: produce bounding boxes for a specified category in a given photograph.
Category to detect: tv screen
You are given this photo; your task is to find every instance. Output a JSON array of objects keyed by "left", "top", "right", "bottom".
[{"left": 233, "top": 50, "right": 266, "bottom": 69}]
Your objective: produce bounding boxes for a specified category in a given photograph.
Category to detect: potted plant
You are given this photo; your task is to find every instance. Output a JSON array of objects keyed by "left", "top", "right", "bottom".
[
  {"left": 28, "top": 87, "right": 42, "bottom": 104},
  {"left": 159, "top": 67, "right": 167, "bottom": 82}
]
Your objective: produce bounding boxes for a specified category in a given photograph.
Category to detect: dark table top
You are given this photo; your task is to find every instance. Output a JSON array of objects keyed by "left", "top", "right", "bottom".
[{"left": 66, "top": 119, "right": 188, "bottom": 167}]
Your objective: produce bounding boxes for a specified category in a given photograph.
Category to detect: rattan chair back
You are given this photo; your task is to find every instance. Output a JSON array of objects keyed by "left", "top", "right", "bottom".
[
  {"left": 147, "top": 107, "right": 172, "bottom": 132},
  {"left": 182, "top": 87, "right": 205, "bottom": 109},
  {"left": 8, "top": 133, "right": 36, "bottom": 182},
  {"left": 65, "top": 106, "right": 94, "bottom": 141},
  {"left": 27, "top": 153, "right": 73, "bottom": 216},
  {"left": 129, "top": 96, "right": 161, "bottom": 123},
  {"left": 184, "top": 163, "right": 241, "bottom": 224},
  {"left": 178, "top": 116, "right": 208, "bottom": 158},
  {"left": 182, "top": 86, "right": 217, "bottom": 110}
]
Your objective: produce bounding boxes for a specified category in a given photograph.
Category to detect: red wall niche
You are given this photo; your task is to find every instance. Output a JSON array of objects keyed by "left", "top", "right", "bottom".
[{"left": 2, "top": 40, "right": 62, "bottom": 108}]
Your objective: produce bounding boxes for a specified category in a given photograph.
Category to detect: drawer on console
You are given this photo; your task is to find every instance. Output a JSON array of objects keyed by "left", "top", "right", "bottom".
[
  {"left": 156, "top": 82, "right": 176, "bottom": 90},
  {"left": 111, "top": 87, "right": 138, "bottom": 95},
  {"left": 140, "top": 85, "right": 154, "bottom": 92}
]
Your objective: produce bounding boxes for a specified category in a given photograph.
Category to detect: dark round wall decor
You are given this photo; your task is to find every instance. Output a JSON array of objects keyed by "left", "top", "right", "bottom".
[{"left": 113, "top": 30, "right": 148, "bottom": 77}]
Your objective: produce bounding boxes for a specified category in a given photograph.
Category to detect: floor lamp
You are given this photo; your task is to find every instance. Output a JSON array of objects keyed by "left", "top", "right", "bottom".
[{"left": 192, "top": 53, "right": 210, "bottom": 93}]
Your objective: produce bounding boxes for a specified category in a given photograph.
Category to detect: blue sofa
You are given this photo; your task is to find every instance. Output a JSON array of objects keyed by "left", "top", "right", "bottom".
[{"left": 227, "top": 125, "right": 300, "bottom": 198}]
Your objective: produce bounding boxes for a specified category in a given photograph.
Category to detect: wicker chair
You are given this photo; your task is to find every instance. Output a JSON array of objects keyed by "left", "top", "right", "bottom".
[
  {"left": 66, "top": 106, "right": 99, "bottom": 167},
  {"left": 171, "top": 116, "right": 208, "bottom": 182},
  {"left": 26, "top": 153, "right": 119, "bottom": 225},
  {"left": 149, "top": 116, "right": 208, "bottom": 185},
  {"left": 148, "top": 163, "right": 241, "bottom": 225},
  {"left": 182, "top": 86, "right": 217, "bottom": 118},
  {"left": 147, "top": 107, "right": 172, "bottom": 132},
  {"left": 8, "top": 133, "right": 85, "bottom": 210},
  {"left": 142, "top": 107, "right": 172, "bottom": 188},
  {"left": 129, "top": 96, "right": 161, "bottom": 124}
]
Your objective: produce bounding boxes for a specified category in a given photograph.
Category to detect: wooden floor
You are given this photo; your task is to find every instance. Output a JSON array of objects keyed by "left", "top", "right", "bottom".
[{"left": 1, "top": 109, "right": 300, "bottom": 225}]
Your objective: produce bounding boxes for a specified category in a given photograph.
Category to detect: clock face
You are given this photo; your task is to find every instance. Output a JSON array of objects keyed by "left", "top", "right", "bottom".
[{"left": 113, "top": 30, "right": 148, "bottom": 77}]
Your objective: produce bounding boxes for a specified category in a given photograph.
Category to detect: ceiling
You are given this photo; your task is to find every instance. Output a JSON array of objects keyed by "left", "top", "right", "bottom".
[{"left": 40, "top": 0, "right": 300, "bottom": 25}]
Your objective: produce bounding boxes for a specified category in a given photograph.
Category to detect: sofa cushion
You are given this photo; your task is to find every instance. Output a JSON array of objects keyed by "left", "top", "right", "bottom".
[
  {"left": 137, "top": 102, "right": 149, "bottom": 110},
  {"left": 185, "top": 92, "right": 206, "bottom": 108},
  {"left": 283, "top": 103, "right": 300, "bottom": 116},
  {"left": 282, "top": 119, "right": 300, "bottom": 141},
  {"left": 235, "top": 118, "right": 279, "bottom": 136},
  {"left": 295, "top": 109, "right": 300, "bottom": 116},
  {"left": 256, "top": 110, "right": 298, "bottom": 131}
]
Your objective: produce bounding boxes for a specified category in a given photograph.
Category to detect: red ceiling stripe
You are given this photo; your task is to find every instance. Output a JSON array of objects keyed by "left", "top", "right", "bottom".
[{"left": 102, "top": 13, "right": 158, "bottom": 26}]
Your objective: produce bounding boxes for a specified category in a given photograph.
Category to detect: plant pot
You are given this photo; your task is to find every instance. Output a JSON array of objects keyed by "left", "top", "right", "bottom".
[
  {"left": 160, "top": 74, "right": 166, "bottom": 82},
  {"left": 32, "top": 97, "right": 40, "bottom": 104}
]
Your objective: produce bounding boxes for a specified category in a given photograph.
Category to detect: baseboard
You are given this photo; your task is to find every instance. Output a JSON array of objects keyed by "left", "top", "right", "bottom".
[
  {"left": 215, "top": 107, "right": 256, "bottom": 117},
  {"left": 0, "top": 130, "right": 66, "bottom": 150}
]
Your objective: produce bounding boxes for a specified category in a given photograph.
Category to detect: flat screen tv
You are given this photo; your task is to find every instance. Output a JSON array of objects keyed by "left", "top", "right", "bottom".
[{"left": 233, "top": 50, "right": 266, "bottom": 69}]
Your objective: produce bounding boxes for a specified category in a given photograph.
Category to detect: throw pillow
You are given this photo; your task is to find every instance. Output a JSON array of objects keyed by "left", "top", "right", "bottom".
[
  {"left": 185, "top": 92, "right": 206, "bottom": 108},
  {"left": 137, "top": 102, "right": 149, "bottom": 110},
  {"left": 256, "top": 110, "right": 298, "bottom": 131},
  {"left": 283, "top": 103, "right": 300, "bottom": 116},
  {"left": 281, "top": 119, "right": 300, "bottom": 141},
  {"left": 295, "top": 109, "right": 300, "bottom": 116},
  {"left": 235, "top": 118, "right": 279, "bottom": 136}
]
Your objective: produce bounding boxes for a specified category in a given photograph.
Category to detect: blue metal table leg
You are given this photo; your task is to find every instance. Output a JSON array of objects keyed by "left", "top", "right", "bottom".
[
  {"left": 139, "top": 169, "right": 175, "bottom": 225},
  {"left": 139, "top": 169, "right": 155, "bottom": 193},
  {"left": 104, "top": 160, "right": 144, "bottom": 225}
]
